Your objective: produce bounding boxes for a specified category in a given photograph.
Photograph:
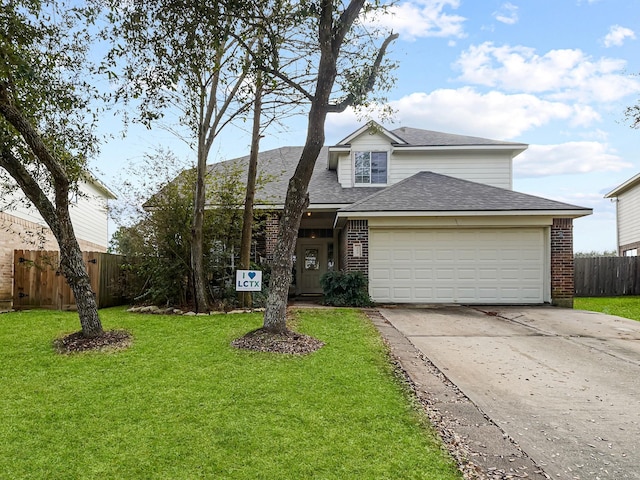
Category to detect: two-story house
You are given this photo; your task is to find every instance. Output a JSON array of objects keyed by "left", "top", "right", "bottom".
[
  {"left": 204, "top": 122, "right": 592, "bottom": 307},
  {"left": 0, "top": 173, "right": 116, "bottom": 309},
  {"left": 605, "top": 172, "right": 640, "bottom": 256}
]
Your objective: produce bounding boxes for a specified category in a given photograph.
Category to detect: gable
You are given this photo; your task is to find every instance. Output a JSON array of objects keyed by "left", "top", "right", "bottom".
[{"left": 329, "top": 123, "right": 526, "bottom": 190}]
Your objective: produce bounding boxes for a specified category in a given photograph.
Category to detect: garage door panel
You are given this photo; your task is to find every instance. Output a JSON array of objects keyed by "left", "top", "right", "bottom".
[
  {"left": 436, "top": 268, "right": 455, "bottom": 280},
  {"left": 393, "top": 269, "right": 412, "bottom": 280},
  {"left": 414, "top": 268, "right": 433, "bottom": 280},
  {"left": 392, "top": 287, "right": 411, "bottom": 300},
  {"left": 369, "top": 228, "right": 546, "bottom": 304},
  {"left": 370, "top": 268, "right": 390, "bottom": 280},
  {"left": 415, "top": 249, "right": 434, "bottom": 261}
]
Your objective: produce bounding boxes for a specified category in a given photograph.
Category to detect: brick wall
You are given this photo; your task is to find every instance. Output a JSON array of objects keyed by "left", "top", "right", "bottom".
[
  {"left": 551, "top": 218, "right": 574, "bottom": 307},
  {"left": 0, "top": 212, "right": 106, "bottom": 309},
  {"left": 264, "top": 213, "right": 280, "bottom": 262},
  {"left": 344, "top": 220, "right": 369, "bottom": 276}
]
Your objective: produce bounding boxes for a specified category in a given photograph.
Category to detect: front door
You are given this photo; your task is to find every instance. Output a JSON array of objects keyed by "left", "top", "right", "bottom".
[{"left": 297, "top": 240, "right": 327, "bottom": 294}]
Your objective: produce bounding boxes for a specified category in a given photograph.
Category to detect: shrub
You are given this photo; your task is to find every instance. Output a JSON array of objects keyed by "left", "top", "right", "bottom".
[{"left": 320, "top": 270, "right": 373, "bottom": 307}]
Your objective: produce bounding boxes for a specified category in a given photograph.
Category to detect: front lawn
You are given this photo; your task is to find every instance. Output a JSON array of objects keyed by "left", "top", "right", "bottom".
[
  {"left": 574, "top": 296, "right": 640, "bottom": 321},
  {"left": 0, "top": 308, "right": 461, "bottom": 479}
]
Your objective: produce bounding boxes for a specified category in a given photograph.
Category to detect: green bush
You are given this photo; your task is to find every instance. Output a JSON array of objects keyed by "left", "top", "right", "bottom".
[{"left": 320, "top": 270, "right": 373, "bottom": 307}]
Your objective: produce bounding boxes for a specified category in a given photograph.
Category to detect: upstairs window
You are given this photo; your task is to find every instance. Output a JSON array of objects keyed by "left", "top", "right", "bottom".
[{"left": 354, "top": 151, "right": 387, "bottom": 184}]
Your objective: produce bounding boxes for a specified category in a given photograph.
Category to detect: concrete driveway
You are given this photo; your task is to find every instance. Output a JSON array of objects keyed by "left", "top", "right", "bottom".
[{"left": 378, "top": 306, "right": 640, "bottom": 480}]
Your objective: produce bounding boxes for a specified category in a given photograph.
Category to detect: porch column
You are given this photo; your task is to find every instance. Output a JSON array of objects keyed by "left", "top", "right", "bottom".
[
  {"left": 551, "top": 218, "right": 574, "bottom": 308},
  {"left": 344, "top": 220, "right": 369, "bottom": 277}
]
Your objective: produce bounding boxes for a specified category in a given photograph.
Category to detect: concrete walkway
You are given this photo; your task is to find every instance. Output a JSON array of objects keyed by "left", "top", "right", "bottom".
[{"left": 376, "top": 306, "right": 640, "bottom": 480}]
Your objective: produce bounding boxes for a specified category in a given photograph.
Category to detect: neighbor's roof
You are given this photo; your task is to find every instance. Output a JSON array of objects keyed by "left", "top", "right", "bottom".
[
  {"left": 604, "top": 171, "right": 640, "bottom": 198},
  {"left": 338, "top": 171, "right": 592, "bottom": 217},
  {"left": 83, "top": 171, "right": 117, "bottom": 200}
]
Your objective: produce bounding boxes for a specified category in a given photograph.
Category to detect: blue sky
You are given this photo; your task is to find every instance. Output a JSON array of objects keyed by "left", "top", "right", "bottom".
[{"left": 94, "top": 0, "right": 640, "bottom": 253}]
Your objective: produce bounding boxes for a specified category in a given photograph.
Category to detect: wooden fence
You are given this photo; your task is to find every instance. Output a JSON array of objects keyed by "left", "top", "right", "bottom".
[
  {"left": 13, "top": 250, "right": 126, "bottom": 310},
  {"left": 574, "top": 256, "right": 640, "bottom": 297}
]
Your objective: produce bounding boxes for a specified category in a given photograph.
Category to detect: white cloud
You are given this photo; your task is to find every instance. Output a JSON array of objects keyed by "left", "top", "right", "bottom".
[
  {"left": 455, "top": 42, "right": 640, "bottom": 103},
  {"left": 493, "top": 3, "right": 519, "bottom": 25},
  {"left": 327, "top": 87, "right": 600, "bottom": 140},
  {"left": 514, "top": 142, "right": 631, "bottom": 177},
  {"left": 603, "top": 25, "right": 636, "bottom": 47},
  {"left": 366, "top": 0, "right": 466, "bottom": 41},
  {"left": 326, "top": 87, "right": 600, "bottom": 141}
]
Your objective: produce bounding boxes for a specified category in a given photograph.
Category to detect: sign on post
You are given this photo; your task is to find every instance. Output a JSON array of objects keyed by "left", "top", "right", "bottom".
[{"left": 235, "top": 270, "right": 262, "bottom": 292}]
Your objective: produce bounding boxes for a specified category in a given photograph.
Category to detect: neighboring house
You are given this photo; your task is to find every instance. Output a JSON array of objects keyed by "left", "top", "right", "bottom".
[
  {"left": 605, "top": 172, "right": 640, "bottom": 256},
  {"left": 0, "top": 173, "right": 116, "bottom": 309},
  {"left": 201, "top": 122, "right": 591, "bottom": 306}
]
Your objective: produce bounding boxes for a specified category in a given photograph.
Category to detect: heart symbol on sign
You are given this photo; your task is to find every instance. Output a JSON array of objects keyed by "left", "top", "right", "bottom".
[{"left": 248, "top": 272, "right": 256, "bottom": 279}]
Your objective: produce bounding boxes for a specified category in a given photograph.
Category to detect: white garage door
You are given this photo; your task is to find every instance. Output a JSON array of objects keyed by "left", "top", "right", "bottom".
[{"left": 369, "top": 228, "right": 546, "bottom": 304}]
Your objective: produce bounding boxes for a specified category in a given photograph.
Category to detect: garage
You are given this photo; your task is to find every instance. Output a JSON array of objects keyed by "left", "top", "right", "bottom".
[{"left": 369, "top": 227, "right": 547, "bottom": 304}]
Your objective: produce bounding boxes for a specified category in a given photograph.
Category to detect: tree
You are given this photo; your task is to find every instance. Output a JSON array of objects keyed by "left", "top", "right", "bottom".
[
  {"left": 0, "top": 1, "right": 104, "bottom": 337},
  {"left": 110, "top": 149, "right": 247, "bottom": 308},
  {"left": 260, "top": 0, "right": 398, "bottom": 333},
  {"left": 104, "top": 1, "right": 258, "bottom": 312},
  {"left": 238, "top": 66, "right": 263, "bottom": 307}
]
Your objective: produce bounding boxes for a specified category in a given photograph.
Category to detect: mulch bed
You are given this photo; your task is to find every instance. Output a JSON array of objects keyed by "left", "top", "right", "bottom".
[
  {"left": 54, "top": 330, "right": 133, "bottom": 354},
  {"left": 231, "top": 328, "right": 324, "bottom": 355}
]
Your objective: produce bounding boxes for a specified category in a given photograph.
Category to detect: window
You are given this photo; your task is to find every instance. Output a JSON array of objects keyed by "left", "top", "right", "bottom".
[{"left": 354, "top": 151, "right": 387, "bottom": 184}]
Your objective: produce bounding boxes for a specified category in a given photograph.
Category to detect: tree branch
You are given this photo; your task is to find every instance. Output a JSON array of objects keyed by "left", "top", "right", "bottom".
[
  {"left": 0, "top": 147, "right": 60, "bottom": 235},
  {"left": 0, "top": 82, "right": 70, "bottom": 187},
  {"left": 333, "top": 0, "right": 366, "bottom": 52},
  {"left": 326, "top": 32, "right": 399, "bottom": 113}
]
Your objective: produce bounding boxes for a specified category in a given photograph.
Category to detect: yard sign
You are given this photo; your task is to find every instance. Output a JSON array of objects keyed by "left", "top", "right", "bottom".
[{"left": 235, "top": 270, "right": 262, "bottom": 292}]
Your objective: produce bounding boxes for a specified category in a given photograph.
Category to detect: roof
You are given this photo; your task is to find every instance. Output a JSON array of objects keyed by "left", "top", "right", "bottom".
[
  {"left": 82, "top": 171, "right": 117, "bottom": 200},
  {"left": 389, "top": 127, "right": 526, "bottom": 148},
  {"left": 203, "top": 146, "right": 382, "bottom": 208},
  {"left": 605, "top": 172, "right": 640, "bottom": 198},
  {"left": 338, "top": 171, "right": 592, "bottom": 217},
  {"left": 328, "top": 122, "right": 527, "bottom": 169}
]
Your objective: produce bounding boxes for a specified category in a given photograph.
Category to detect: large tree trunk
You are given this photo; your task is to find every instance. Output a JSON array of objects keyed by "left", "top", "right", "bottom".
[
  {"left": 263, "top": 105, "right": 327, "bottom": 333},
  {"left": 191, "top": 137, "right": 210, "bottom": 313},
  {"left": 57, "top": 213, "right": 103, "bottom": 337}
]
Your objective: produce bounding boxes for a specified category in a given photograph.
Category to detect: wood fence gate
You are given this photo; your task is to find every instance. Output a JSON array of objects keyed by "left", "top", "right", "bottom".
[{"left": 13, "top": 250, "right": 126, "bottom": 310}]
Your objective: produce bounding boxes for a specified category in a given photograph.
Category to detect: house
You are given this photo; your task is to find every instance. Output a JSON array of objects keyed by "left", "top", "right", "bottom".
[
  {"left": 205, "top": 122, "right": 592, "bottom": 307},
  {"left": 0, "top": 173, "right": 116, "bottom": 309},
  {"left": 605, "top": 172, "right": 640, "bottom": 256}
]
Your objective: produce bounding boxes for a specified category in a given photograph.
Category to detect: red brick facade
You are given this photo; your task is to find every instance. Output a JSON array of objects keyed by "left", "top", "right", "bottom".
[
  {"left": 550, "top": 218, "right": 574, "bottom": 307},
  {"left": 265, "top": 213, "right": 280, "bottom": 262},
  {"left": 343, "top": 220, "right": 369, "bottom": 277}
]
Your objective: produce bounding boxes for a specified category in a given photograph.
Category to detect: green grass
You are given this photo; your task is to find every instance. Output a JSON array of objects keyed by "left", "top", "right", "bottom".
[
  {"left": 574, "top": 296, "right": 640, "bottom": 321},
  {"left": 0, "top": 307, "right": 461, "bottom": 480}
]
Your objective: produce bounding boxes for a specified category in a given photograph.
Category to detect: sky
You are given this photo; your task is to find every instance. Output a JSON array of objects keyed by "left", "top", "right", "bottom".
[{"left": 93, "top": 0, "right": 640, "bottom": 253}]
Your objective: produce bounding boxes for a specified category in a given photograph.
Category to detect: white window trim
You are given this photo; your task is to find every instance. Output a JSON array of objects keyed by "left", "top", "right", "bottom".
[{"left": 352, "top": 149, "right": 390, "bottom": 187}]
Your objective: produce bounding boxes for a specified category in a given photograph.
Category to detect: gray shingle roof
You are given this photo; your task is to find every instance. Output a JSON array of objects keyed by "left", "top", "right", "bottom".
[
  {"left": 389, "top": 127, "right": 527, "bottom": 147},
  {"left": 206, "top": 146, "right": 382, "bottom": 206},
  {"left": 340, "top": 171, "right": 591, "bottom": 214}
]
